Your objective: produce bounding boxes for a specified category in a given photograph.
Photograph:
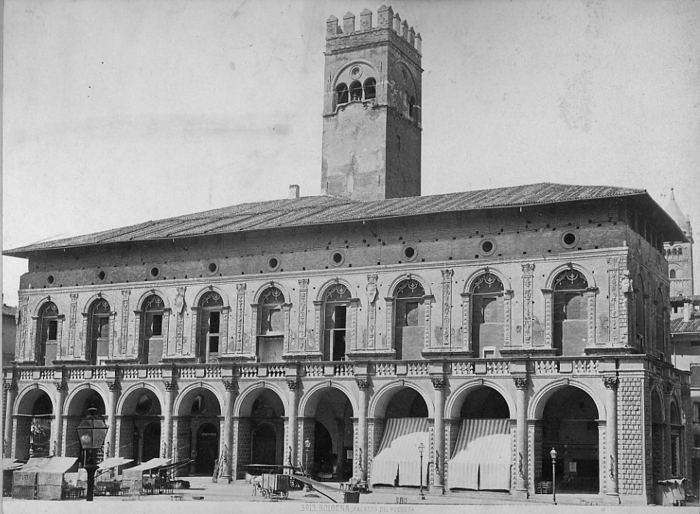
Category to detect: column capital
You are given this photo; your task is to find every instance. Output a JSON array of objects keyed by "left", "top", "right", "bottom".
[
  {"left": 521, "top": 263, "right": 536, "bottom": 275},
  {"left": 513, "top": 377, "right": 529, "bottom": 390},
  {"left": 4, "top": 382, "right": 17, "bottom": 393},
  {"left": 602, "top": 376, "right": 619, "bottom": 390}
]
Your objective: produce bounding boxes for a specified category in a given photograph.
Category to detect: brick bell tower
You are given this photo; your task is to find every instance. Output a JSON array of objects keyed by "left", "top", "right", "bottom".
[{"left": 321, "top": 6, "right": 422, "bottom": 202}]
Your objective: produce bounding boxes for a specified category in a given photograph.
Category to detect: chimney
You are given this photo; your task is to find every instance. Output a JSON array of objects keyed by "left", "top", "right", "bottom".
[
  {"left": 288, "top": 185, "right": 300, "bottom": 199},
  {"left": 684, "top": 299, "right": 691, "bottom": 322}
]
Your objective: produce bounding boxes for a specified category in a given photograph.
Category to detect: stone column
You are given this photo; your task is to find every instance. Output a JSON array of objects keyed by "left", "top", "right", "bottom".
[
  {"left": 222, "top": 379, "right": 236, "bottom": 482},
  {"left": 603, "top": 376, "right": 619, "bottom": 498},
  {"left": 52, "top": 382, "right": 67, "bottom": 456},
  {"left": 4, "top": 382, "right": 16, "bottom": 458},
  {"left": 432, "top": 377, "right": 446, "bottom": 493},
  {"left": 163, "top": 380, "right": 175, "bottom": 459},
  {"left": 106, "top": 381, "right": 119, "bottom": 457},
  {"left": 286, "top": 379, "right": 300, "bottom": 469},
  {"left": 356, "top": 378, "right": 370, "bottom": 480},
  {"left": 514, "top": 377, "right": 529, "bottom": 496}
]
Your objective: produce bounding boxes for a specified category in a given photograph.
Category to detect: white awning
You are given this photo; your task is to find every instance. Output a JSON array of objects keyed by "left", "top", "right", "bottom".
[
  {"left": 448, "top": 419, "right": 511, "bottom": 491},
  {"left": 98, "top": 457, "right": 133, "bottom": 470},
  {"left": 370, "top": 418, "right": 429, "bottom": 487}
]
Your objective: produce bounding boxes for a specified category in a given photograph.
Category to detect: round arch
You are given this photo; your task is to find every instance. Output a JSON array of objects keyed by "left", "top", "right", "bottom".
[
  {"left": 134, "top": 288, "right": 172, "bottom": 310},
  {"left": 116, "top": 382, "right": 165, "bottom": 415},
  {"left": 463, "top": 268, "right": 512, "bottom": 294},
  {"left": 235, "top": 381, "right": 289, "bottom": 418},
  {"left": 545, "top": 264, "right": 596, "bottom": 290},
  {"left": 315, "top": 279, "right": 355, "bottom": 303},
  {"left": 528, "top": 379, "right": 605, "bottom": 420},
  {"left": 80, "top": 293, "right": 115, "bottom": 315},
  {"left": 392, "top": 60, "right": 418, "bottom": 95},
  {"left": 368, "top": 380, "right": 434, "bottom": 419},
  {"left": 445, "top": 380, "right": 515, "bottom": 419},
  {"left": 32, "top": 296, "right": 63, "bottom": 317},
  {"left": 331, "top": 59, "right": 379, "bottom": 90},
  {"left": 298, "top": 381, "right": 358, "bottom": 417},
  {"left": 387, "top": 273, "right": 432, "bottom": 298},
  {"left": 173, "top": 382, "right": 224, "bottom": 416},
  {"left": 14, "top": 384, "right": 56, "bottom": 416},
  {"left": 192, "top": 285, "right": 230, "bottom": 308},
  {"left": 64, "top": 385, "right": 108, "bottom": 417}
]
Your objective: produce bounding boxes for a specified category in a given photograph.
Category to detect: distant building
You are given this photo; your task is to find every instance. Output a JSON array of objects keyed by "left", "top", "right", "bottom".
[{"left": 2, "top": 5, "right": 691, "bottom": 505}]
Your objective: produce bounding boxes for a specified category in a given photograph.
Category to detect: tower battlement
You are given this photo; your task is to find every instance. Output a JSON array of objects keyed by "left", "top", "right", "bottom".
[{"left": 326, "top": 5, "right": 422, "bottom": 56}]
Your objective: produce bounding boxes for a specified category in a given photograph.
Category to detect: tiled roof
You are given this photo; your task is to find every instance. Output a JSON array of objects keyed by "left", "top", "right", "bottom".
[
  {"left": 2, "top": 305, "right": 17, "bottom": 317},
  {"left": 4, "top": 182, "right": 685, "bottom": 256},
  {"left": 671, "top": 317, "right": 700, "bottom": 334}
]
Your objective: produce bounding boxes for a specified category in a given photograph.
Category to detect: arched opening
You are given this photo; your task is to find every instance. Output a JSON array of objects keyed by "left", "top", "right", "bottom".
[
  {"left": 540, "top": 387, "right": 599, "bottom": 494},
  {"left": 349, "top": 80, "right": 362, "bottom": 101},
  {"left": 176, "top": 388, "right": 221, "bottom": 476},
  {"left": 302, "top": 387, "right": 354, "bottom": 481},
  {"left": 371, "top": 387, "right": 429, "bottom": 488},
  {"left": 139, "top": 294, "right": 164, "bottom": 364},
  {"left": 257, "top": 287, "right": 285, "bottom": 363},
  {"left": 553, "top": 270, "right": 589, "bottom": 356},
  {"left": 236, "top": 388, "right": 285, "bottom": 478},
  {"left": 323, "top": 284, "right": 351, "bottom": 361},
  {"left": 450, "top": 387, "right": 511, "bottom": 491},
  {"left": 335, "top": 83, "right": 348, "bottom": 106},
  {"left": 394, "top": 279, "right": 425, "bottom": 360},
  {"left": 36, "top": 302, "right": 59, "bottom": 366},
  {"left": 65, "top": 390, "right": 106, "bottom": 460},
  {"left": 197, "top": 291, "right": 223, "bottom": 363},
  {"left": 670, "top": 269, "right": 676, "bottom": 279},
  {"left": 87, "top": 298, "right": 110, "bottom": 365},
  {"left": 470, "top": 273, "right": 504, "bottom": 358},
  {"left": 120, "top": 389, "right": 162, "bottom": 463},
  {"left": 363, "top": 77, "right": 376, "bottom": 100},
  {"left": 15, "top": 391, "right": 53, "bottom": 460}
]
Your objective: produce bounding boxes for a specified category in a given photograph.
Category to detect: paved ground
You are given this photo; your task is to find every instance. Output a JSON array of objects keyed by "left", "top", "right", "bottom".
[{"left": 2, "top": 476, "right": 697, "bottom": 514}]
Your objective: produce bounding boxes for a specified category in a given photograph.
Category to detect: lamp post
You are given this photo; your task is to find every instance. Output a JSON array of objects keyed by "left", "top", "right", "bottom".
[
  {"left": 418, "top": 442, "right": 425, "bottom": 500},
  {"left": 550, "top": 447, "right": 557, "bottom": 505},
  {"left": 76, "top": 408, "right": 109, "bottom": 502}
]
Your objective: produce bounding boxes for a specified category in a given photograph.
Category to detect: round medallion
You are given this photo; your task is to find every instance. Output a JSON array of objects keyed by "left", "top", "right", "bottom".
[{"left": 350, "top": 66, "right": 363, "bottom": 79}]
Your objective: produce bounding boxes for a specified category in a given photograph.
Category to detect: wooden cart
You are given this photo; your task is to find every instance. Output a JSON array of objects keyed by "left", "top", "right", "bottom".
[{"left": 260, "top": 473, "right": 291, "bottom": 500}]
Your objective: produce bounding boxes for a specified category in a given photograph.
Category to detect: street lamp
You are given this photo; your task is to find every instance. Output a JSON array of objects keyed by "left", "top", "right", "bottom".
[
  {"left": 550, "top": 447, "right": 557, "bottom": 505},
  {"left": 76, "top": 408, "right": 109, "bottom": 502},
  {"left": 304, "top": 439, "right": 312, "bottom": 492},
  {"left": 418, "top": 443, "right": 425, "bottom": 500}
]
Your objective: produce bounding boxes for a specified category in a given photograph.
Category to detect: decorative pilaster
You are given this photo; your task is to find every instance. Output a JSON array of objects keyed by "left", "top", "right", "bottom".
[
  {"left": 514, "top": 376, "right": 529, "bottom": 496},
  {"left": 521, "top": 264, "right": 536, "bottom": 347},
  {"left": 431, "top": 377, "right": 447, "bottom": 493},
  {"left": 424, "top": 295, "right": 434, "bottom": 350},
  {"left": 120, "top": 290, "right": 131, "bottom": 356},
  {"left": 189, "top": 306, "right": 200, "bottom": 357},
  {"left": 249, "top": 303, "right": 258, "bottom": 357},
  {"left": 222, "top": 379, "right": 237, "bottom": 482},
  {"left": 366, "top": 274, "right": 378, "bottom": 350},
  {"left": 607, "top": 257, "right": 620, "bottom": 345},
  {"left": 286, "top": 379, "right": 300, "bottom": 470},
  {"left": 68, "top": 293, "right": 79, "bottom": 357},
  {"left": 541, "top": 289, "right": 553, "bottom": 348},
  {"left": 313, "top": 301, "right": 323, "bottom": 352},
  {"left": 349, "top": 298, "right": 360, "bottom": 351},
  {"left": 220, "top": 306, "right": 230, "bottom": 353},
  {"left": 441, "top": 269, "right": 454, "bottom": 347},
  {"left": 107, "top": 380, "right": 120, "bottom": 458},
  {"left": 384, "top": 297, "right": 395, "bottom": 352},
  {"left": 18, "top": 296, "right": 30, "bottom": 360},
  {"left": 603, "top": 376, "right": 619, "bottom": 499},
  {"left": 460, "top": 293, "right": 472, "bottom": 352},
  {"left": 235, "top": 283, "right": 246, "bottom": 353},
  {"left": 4, "top": 382, "right": 17, "bottom": 458},
  {"left": 175, "top": 286, "right": 187, "bottom": 354},
  {"left": 586, "top": 288, "right": 598, "bottom": 346},
  {"left": 282, "top": 304, "right": 292, "bottom": 353},
  {"left": 504, "top": 289, "right": 513, "bottom": 347},
  {"left": 108, "top": 311, "right": 117, "bottom": 360},
  {"left": 298, "top": 279, "right": 309, "bottom": 352},
  {"left": 80, "top": 313, "right": 89, "bottom": 360},
  {"left": 356, "top": 378, "right": 370, "bottom": 480}
]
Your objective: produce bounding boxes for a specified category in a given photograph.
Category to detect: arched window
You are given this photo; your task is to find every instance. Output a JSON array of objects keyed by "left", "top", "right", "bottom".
[
  {"left": 323, "top": 284, "right": 351, "bottom": 361},
  {"left": 335, "top": 83, "right": 349, "bottom": 106},
  {"left": 140, "top": 295, "right": 164, "bottom": 364},
  {"left": 394, "top": 279, "right": 425, "bottom": 360},
  {"left": 87, "top": 299, "right": 110, "bottom": 365},
  {"left": 37, "top": 302, "right": 59, "bottom": 366},
  {"left": 363, "top": 78, "right": 376, "bottom": 100},
  {"left": 471, "top": 273, "right": 504, "bottom": 358},
  {"left": 257, "top": 287, "right": 285, "bottom": 363},
  {"left": 197, "top": 291, "right": 223, "bottom": 363},
  {"left": 673, "top": 248, "right": 678, "bottom": 256},
  {"left": 670, "top": 269, "right": 676, "bottom": 279},
  {"left": 678, "top": 248, "right": 683, "bottom": 256},
  {"left": 349, "top": 80, "right": 362, "bottom": 101},
  {"left": 553, "top": 270, "right": 588, "bottom": 355}
]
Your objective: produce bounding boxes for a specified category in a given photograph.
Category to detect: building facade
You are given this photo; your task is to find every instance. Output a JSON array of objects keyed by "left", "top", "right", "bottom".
[{"left": 2, "top": 6, "right": 691, "bottom": 505}]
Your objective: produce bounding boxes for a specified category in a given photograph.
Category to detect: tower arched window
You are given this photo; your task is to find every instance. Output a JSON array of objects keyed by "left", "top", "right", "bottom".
[
  {"left": 350, "top": 80, "right": 362, "bottom": 101},
  {"left": 363, "top": 78, "right": 376, "bottom": 100},
  {"left": 257, "top": 287, "right": 285, "bottom": 363},
  {"left": 394, "top": 279, "right": 425, "bottom": 360},
  {"left": 87, "top": 299, "right": 111, "bottom": 365},
  {"left": 673, "top": 248, "right": 678, "bottom": 256},
  {"left": 678, "top": 248, "right": 683, "bottom": 256},
  {"left": 336, "top": 83, "right": 349, "bottom": 106},
  {"left": 197, "top": 291, "right": 223, "bottom": 363},
  {"left": 553, "top": 270, "right": 588, "bottom": 355},
  {"left": 37, "top": 302, "right": 59, "bottom": 366},
  {"left": 470, "top": 273, "right": 504, "bottom": 358},
  {"left": 670, "top": 269, "right": 676, "bottom": 279},
  {"left": 323, "top": 284, "right": 351, "bottom": 361},
  {"left": 140, "top": 294, "right": 164, "bottom": 364}
]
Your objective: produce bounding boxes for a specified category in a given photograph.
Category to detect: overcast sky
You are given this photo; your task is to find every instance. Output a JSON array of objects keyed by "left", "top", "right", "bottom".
[{"left": 3, "top": 0, "right": 700, "bottom": 306}]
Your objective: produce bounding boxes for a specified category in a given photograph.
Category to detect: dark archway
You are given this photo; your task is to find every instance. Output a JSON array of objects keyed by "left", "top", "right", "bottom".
[
  {"left": 195, "top": 423, "right": 219, "bottom": 475},
  {"left": 252, "top": 424, "right": 277, "bottom": 465},
  {"left": 175, "top": 388, "right": 221, "bottom": 476},
  {"left": 459, "top": 387, "right": 510, "bottom": 419},
  {"left": 142, "top": 422, "right": 161, "bottom": 462}
]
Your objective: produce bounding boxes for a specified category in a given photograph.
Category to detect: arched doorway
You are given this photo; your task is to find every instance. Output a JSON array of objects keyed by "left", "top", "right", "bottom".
[
  {"left": 450, "top": 386, "right": 511, "bottom": 491},
  {"left": 371, "top": 387, "right": 429, "bottom": 488},
  {"left": 120, "top": 389, "right": 162, "bottom": 463},
  {"left": 195, "top": 423, "right": 219, "bottom": 474},
  {"left": 302, "top": 387, "right": 354, "bottom": 481},
  {"left": 541, "top": 387, "right": 599, "bottom": 494}
]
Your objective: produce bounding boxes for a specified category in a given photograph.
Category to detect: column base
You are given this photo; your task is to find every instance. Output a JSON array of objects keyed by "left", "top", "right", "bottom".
[
  {"left": 427, "top": 485, "right": 445, "bottom": 496},
  {"left": 605, "top": 493, "right": 621, "bottom": 504},
  {"left": 511, "top": 489, "right": 529, "bottom": 499}
]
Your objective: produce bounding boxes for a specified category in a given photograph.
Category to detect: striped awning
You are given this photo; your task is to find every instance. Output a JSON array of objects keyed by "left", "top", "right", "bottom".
[
  {"left": 371, "top": 418, "right": 430, "bottom": 487},
  {"left": 449, "top": 419, "right": 511, "bottom": 491}
]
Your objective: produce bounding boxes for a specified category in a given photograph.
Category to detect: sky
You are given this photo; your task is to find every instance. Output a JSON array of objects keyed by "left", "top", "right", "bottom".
[{"left": 3, "top": 0, "right": 700, "bottom": 306}]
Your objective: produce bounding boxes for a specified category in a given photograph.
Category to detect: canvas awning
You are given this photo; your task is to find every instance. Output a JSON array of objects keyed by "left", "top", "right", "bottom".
[
  {"left": 2, "top": 459, "right": 25, "bottom": 472},
  {"left": 370, "top": 418, "right": 430, "bottom": 487},
  {"left": 98, "top": 457, "right": 133, "bottom": 470},
  {"left": 122, "top": 458, "right": 171, "bottom": 481},
  {"left": 15, "top": 457, "right": 77, "bottom": 473},
  {"left": 448, "top": 419, "right": 511, "bottom": 491}
]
